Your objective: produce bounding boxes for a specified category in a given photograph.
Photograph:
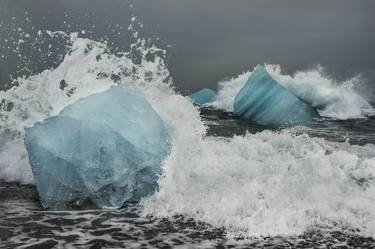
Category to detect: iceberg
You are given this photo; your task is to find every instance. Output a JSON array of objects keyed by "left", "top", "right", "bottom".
[
  {"left": 190, "top": 88, "right": 217, "bottom": 105},
  {"left": 233, "top": 66, "right": 319, "bottom": 126},
  {"left": 25, "top": 87, "right": 170, "bottom": 210}
]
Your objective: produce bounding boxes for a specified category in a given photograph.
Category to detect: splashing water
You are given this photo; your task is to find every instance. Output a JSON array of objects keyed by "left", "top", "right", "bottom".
[
  {"left": 0, "top": 30, "right": 204, "bottom": 184},
  {"left": 212, "top": 64, "right": 374, "bottom": 119},
  {"left": 0, "top": 27, "right": 375, "bottom": 239},
  {"left": 143, "top": 131, "right": 375, "bottom": 238}
]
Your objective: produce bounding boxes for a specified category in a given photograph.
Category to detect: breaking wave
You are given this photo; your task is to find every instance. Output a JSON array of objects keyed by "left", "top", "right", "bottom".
[
  {"left": 0, "top": 27, "right": 375, "bottom": 239},
  {"left": 0, "top": 29, "right": 203, "bottom": 184},
  {"left": 144, "top": 130, "right": 375, "bottom": 238},
  {"left": 212, "top": 64, "right": 374, "bottom": 120}
]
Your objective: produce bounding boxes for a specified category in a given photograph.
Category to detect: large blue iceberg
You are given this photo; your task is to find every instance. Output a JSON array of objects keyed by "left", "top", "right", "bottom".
[
  {"left": 25, "top": 87, "right": 170, "bottom": 210},
  {"left": 233, "top": 66, "right": 319, "bottom": 126},
  {"left": 190, "top": 88, "right": 217, "bottom": 105}
]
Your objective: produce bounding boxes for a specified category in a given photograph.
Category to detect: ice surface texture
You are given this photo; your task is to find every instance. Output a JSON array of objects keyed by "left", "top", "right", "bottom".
[
  {"left": 25, "top": 87, "right": 170, "bottom": 210},
  {"left": 233, "top": 66, "right": 319, "bottom": 126},
  {"left": 190, "top": 88, "right": 217, "bottom": 105}
]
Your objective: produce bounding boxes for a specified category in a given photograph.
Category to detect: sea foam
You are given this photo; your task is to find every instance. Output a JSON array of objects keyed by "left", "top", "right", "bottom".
[
  {"left": 143, "top": 131, "right": 375, "bottom": 237},
  {"left": 0, "top": 29, "right": 375, "bottom": 238}
]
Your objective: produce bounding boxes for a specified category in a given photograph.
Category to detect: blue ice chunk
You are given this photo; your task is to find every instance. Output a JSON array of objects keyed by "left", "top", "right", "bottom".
[
  {"left": 25, "top": 87, "right": 170, "bottom": 210},
  {"left": 190, "top": 88, "right": 217, "bottom": 105},
  {"left": 233, "top": 66, "right": 319, "bottom": 126}
]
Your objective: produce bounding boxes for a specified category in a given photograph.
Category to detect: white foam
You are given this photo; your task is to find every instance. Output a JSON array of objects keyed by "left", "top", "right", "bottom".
[
  {"left": 143, "top": 131, "right": 375, "bottom": 237},
  {"left": 211, "top": 71, "right": 251, "bottom": 112},
  {"left": 1, "top": 30, "right": 375, "bottom": 239},
  {"left": 212, "top": 64, "right": 373, "bottom": 119},
  {"left": 0, "top": 30, "right": 204, "bottom": 184}
]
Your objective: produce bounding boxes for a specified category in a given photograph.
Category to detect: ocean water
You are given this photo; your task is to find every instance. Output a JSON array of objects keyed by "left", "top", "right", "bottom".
[
  {"left": 1, "top": 110, "right": 375, "bottom": 248},
  {"left": 1, "top": 23, "right": 375, "bottom": 248}
]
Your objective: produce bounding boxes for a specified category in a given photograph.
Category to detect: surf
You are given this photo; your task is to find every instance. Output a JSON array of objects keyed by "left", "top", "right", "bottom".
[{"left": 0, "top": 26, "right": 374, "bottom": 239}]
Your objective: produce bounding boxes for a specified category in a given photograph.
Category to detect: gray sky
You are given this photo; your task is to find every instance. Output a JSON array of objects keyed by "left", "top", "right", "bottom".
[{"left": 1, "top": 0, "right": 375, "bottom": 92}]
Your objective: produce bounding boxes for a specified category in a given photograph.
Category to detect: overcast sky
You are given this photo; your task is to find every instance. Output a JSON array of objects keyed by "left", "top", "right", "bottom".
[{"left": 1, "top": 0, "right": 374, "bottom": 92}]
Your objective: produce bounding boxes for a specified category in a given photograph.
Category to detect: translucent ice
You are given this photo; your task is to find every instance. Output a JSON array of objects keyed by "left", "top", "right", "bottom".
[
  {"left": 190, "top": 88, "right": 217, "bottom": 105},
  {"left": 233, "top": 66, "right": 319, "bottom": 126},
  {"left": 25, "top": 87, "right": 170, "bottom": 210}
]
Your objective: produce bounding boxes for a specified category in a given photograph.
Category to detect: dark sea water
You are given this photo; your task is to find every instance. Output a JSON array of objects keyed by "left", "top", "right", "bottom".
[
  {"left": 1, "top": 107, "right": 375, "bottom": 249},
  {"left": 202, "top": 106, "right": 375, "bottom": 146}
]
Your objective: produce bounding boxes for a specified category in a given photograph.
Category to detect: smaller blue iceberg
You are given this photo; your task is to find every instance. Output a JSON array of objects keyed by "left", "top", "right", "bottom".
[
  {"left": 190, "top": 88, "right": 217, "bottom": 105},
  {"left": 233, "top": 66, "right": 319, "bottom": 126},
  {"left": 25, "top": 87, "right": 170, "bottom": 210}
]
